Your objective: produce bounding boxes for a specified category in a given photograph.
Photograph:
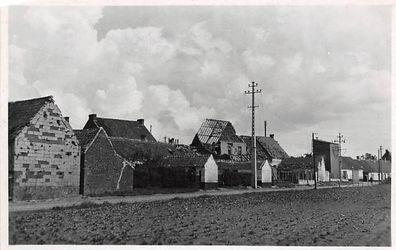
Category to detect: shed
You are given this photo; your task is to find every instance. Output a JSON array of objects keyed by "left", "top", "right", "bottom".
[{"left": 160, "top": 155, "right": 218, "bottom": 189}]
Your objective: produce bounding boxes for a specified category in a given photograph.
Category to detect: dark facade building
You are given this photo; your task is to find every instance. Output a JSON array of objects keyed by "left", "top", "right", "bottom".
[
  {"left": 8, "top": 96, "right": 80, "bottom": 201},
  {"left": 83, "top": 114, "right": 156, "bottom": 142},
  {"left": 313, "top": 139, "right": 340, "bottom": 179}
]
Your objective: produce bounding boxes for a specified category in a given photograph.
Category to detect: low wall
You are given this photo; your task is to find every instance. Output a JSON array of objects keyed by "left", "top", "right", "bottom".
[{"left": 12, "top": 185, "right": 79, "bottom": 201}]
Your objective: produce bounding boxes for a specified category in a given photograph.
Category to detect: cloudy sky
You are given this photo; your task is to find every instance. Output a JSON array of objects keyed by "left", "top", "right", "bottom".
[{"left": 8, "top": 5, "right": 391, "bottom": 158}]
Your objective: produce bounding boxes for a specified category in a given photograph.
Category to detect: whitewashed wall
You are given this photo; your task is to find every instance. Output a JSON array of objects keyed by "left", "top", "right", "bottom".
[
  {"left": 261, "top": 160, "right": 272, "bottom": 183},
  {"left": 204, "top": 155, "right": 218, "bottom": 183}
]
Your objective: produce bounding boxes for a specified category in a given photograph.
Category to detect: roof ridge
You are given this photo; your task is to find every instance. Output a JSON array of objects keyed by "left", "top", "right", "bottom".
[
  {"left": 8, "top": 95, "right": 53, "bottom": 104},
  {"left": 205, "top": 118, "right": 230, "bottom": 123},
  {"left": 96, "top": 116, "right": 140, "bottom": 122}
]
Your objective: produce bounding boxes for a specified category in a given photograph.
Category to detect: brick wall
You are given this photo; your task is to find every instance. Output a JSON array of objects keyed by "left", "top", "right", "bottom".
[
  {"left": 11, "top": 102, "right": 80, "bottom": 201},
  {"left": 83, "top": 130, "right": 132, "bottom": 195}
]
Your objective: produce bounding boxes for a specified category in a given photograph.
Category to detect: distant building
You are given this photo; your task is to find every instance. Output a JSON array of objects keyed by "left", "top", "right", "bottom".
[
  {"left": 341, "top": 156, "right": 391, "bottom": 181},
  {"left": 191, "top": 119, "right": 247, "bottom": 161},
  {"left": 74, "top": 128, "right": 134, "bottom": 196},
  {"left": 313, "top": 139, "right": 340, "bottom": 179},
  {"left": 8, "top": 96, "right": 80, "bottom": 201},
  {"left": 382, "top": 149, "right": 391, "bottom": 161},
  {"left": 83, "top": 114, "right": 156, "bottom": 142}
]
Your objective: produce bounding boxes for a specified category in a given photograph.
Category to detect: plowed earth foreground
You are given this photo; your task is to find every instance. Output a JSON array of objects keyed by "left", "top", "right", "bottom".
[{"left": 10, "top": 184, "right": 391, "bottom": 245}]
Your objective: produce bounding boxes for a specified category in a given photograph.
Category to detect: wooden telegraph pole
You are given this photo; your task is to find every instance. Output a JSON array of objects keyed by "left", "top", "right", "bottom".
[
  {"left": 312, "top": 133, "right": 317, "bottom": 190},
  {"left": 245, "top": 81, "right": 262, "bottom": 189}
]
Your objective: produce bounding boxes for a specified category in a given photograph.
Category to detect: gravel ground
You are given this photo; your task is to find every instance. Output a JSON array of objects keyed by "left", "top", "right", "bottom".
[{"left": 9, "top": 184, "right": 391, "bottom": 246}]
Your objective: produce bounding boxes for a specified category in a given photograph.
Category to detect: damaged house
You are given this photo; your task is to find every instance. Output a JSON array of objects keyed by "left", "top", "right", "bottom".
[
  {"left": 73, "top": 127, "right": 134, "bottom": 196},
  {"left": 191, "top": 119, "right": 247, "bottom": 161},
  {"left": 110, "top": 137, "right": 210, "bottom": 189},
  {"left": 8, "top": 96, "right": 80, "bottom": 201}
]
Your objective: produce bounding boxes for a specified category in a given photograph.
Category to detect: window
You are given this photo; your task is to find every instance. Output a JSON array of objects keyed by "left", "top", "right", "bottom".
[
  {"left": 237, "top": 146, "right": 242, "bottom": 155},
  {"left": 342, "top": 170, "right": 348, "bottom": 179},
  {"left": 227, "top": 143, "right": 233, "bottom": 155}
]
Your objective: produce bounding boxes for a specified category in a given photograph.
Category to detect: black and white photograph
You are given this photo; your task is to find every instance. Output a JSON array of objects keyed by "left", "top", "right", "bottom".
[{"left": 1, "top": 1, "right": 393, "bottom": 247}]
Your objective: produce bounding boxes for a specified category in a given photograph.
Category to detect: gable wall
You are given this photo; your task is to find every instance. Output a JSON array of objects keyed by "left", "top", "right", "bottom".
[
  {"left": 11, "top": 102, "right": 80, "bottom": 201},
  {"left": 83, "top": 130, "right": 128, "bottom": 195}
]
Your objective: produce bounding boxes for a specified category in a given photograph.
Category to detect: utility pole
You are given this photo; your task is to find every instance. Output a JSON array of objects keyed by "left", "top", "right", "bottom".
[
  {"left": 378, "top": 146, "right": 382, "bottom": 183},
  {"left": 264, "top": 120, "right": 267, "bottom": 137},
  {"left": 334, "top": 133, "right": 345, "bottom": 188},
  {"left": 312, "top": 133, "right": 317, "bottom": 190},
  {"left": 380, "top": 146, "right": 383, "bottom": 182},
  {"left": 245, "top": 81, "right": 262, "bottom": 189}
]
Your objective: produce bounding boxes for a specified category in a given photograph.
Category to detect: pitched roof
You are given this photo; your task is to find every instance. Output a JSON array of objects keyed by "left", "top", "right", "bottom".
[
  {"left": 239, "top": 135, "right": 271, "bottom": 161},
  {"left": 73, "top": 128, "right": 100, "bottom": 151},
  {"left": 257, "top": 136, "right": 289, "bottom": 159},
  {"left": 159, "top": 155, "right": 211, "bottom": 168},
  {"left": 240, "top": 135, "right": 289, "bottom": 160},
  {"left": 277, "top": 157, "right": 313, "bottom": 171},
  {"left": 85, "top": 116, "right": 156, "bottom": 142},
  {"left": 109, "top": 137, "right": 198, "bottom": 162},
  {"left": 8, "top": 96, "right": 53, "bottom": 141},
  {"left": 196, "top": 119, "right": 243, "bottom": 145}
]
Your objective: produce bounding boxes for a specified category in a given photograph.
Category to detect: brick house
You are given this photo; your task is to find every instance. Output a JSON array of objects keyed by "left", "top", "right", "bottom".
[
  {"left": 191, "top": 119, "right": 247, "bottom": 161},
  {"left": 83, "top": 114, "right": 156, "bottom": 142},
  {"left": 8, "top": 96, "right": 80, "bottom": 201},
  {"left": 73, "top": 128, "right": 134, "bottom": 196}
]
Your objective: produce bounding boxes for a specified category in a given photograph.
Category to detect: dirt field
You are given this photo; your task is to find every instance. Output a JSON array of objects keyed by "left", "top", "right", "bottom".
[{"left": 9, "top": 184, "right": 391, "bottom": 246}]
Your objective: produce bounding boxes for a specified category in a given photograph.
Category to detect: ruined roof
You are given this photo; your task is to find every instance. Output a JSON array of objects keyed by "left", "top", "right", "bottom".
[
  {"left": 73, "top": 128, "right": 100, "bottom": 151},
  {"left": 277, "top": 157, "right": 313, "bottom": 171},
  {"left": 109, "top": 137, "right": 198, "bottom": 162},
  {"left": 195, "top": 119, "right": 243, "bottom": 145},
  {"left": 8, "top": 96, "right": 53, "bottom": 141},
  {"left": 84, "top": 116, "right": 156, "bottom": 142},
  {"left": 240, "top": 135, "right": 289, "bottom": 160},
  {"left": 159, "top": 155, "right": 211, "bottom": 168}
]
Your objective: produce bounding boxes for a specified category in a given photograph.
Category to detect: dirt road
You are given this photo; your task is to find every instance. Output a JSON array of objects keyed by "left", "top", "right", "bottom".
[{"left": 9, "top": 184, "right": 390, "bottom": 246}]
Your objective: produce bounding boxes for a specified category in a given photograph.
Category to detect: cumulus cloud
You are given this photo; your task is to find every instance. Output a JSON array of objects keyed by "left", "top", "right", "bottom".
[{"left": 8, "top": 6, "right": 391, "bottom": 157}]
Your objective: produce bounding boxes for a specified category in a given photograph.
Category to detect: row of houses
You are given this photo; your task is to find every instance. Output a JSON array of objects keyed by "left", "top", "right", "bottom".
[
  {"left": 8, "top": 96, "right": 392, "bottom": 201},
  {"left": 8, "top": 96, "right": 224, "bottom": 200}
]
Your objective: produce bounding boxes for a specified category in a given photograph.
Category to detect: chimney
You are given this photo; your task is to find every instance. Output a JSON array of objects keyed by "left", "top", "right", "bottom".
[
  {"left": 64, "top": 117, "right": 70, "bottom": 123},
  {"left": 150, "top": 124, "right": 152, "bottom": 133},
  {"left": 89, "top": 114, "right": 97, "bottom": 121},
  {"left": 137, "top": 118, "right": 144, "bottom": 125},
  {"left": 270, "top": 134, "right": 274, "bottom": 139}
]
